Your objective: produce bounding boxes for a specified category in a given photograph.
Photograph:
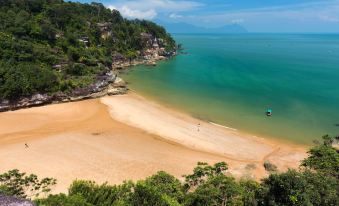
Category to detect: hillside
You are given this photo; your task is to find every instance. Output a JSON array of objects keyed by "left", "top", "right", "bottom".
[{"left": 0, "top": 0, "right": 176, "bottom": 110}]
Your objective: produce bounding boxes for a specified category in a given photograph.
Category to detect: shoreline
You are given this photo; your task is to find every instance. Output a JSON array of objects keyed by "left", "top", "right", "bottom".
[
  {"left": 101, "top": 92, "right": 307, "bottom": 160},
  {"left": 0, "top": 91, "right": 307, "bottom": 194},
  {"left": 0, "top": 48, "right": 175, "bottom": 113},
  {"left": 123, "top": 89, "right": 310, "bottom": 148}
]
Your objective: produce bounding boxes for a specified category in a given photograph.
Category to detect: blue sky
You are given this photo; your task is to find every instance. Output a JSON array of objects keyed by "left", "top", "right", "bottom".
[{"left": 74, "top": 0, "right": 339, "bottom": 32}]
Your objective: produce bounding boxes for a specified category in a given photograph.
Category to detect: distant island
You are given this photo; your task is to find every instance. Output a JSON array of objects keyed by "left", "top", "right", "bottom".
[{"left": 0, "top": 0, "right": 176, "bottom": 112}]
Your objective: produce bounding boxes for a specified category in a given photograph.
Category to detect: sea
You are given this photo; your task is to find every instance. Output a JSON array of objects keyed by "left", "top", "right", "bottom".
[{"left": 121, "top": 34, "right": 339, "bottom": 144}]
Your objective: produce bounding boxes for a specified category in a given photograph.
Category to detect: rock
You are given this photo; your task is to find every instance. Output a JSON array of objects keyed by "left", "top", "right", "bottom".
[
  {"left": 112, "top": 52, "right": 126, "bottom": 63},
  {"left": 30, "top": 94, "right": 50, "bottom": 105},
  {"left": 0, "top": 104, "right": 10, "bottom": 112},
  {"left": 157, "top": 56, "right": 167, "bottom": 60},
  {"left": 52, "top": 64, "right": 62, "bottom": 69},
  {"left": 107, "top": 87, "right": 128, "bottom": 95},
  {"left": 0, "top": 195, "right": 35, "bottom": 206},
  {"left": 51, "top": 92, "right": 69, "bottom": 102},
  {"left": 145, "top": 61, "right": 156, "bottom": 66},
  {"left": 113, "top": 77, "right": 126, "bottom": 87}
]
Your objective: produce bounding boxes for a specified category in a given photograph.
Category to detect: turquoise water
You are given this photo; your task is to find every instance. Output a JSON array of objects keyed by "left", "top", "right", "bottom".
[{"left": 121, "top": 34, "right": 339, "bottom": 144}]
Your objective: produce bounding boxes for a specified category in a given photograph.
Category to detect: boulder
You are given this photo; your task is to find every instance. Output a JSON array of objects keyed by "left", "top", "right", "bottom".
[
  {"left": 146, "top": 61, "right": 157, "bottom": 66},
  {"left": 107, "top": 87, "right": 128, "bottom": 95},
  {"left": 0, "top": 195, "right": 35, "bottom": 206},
  {"left": 113, "top": 77, "right": 126, "bottom": 87},
  {"left": 0, "top": 104, "right": 10, "bottom": 112}
]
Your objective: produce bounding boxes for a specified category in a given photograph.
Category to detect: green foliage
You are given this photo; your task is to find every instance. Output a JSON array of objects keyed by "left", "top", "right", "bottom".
[
  {"left": 68, "top": 180, "right": 134, "bottom": 206},
  {"left": 259, "top": 169, "right": 338, "bottom": 206},
  {"left": 144, "top": 171, "right": 185, "bottom": 202},
  {"left": 130, "top": 182, "right": 181, "bottom": 206},
  {"left": 0, "top": 0, "right": 176, "bottom": 101},
  {"left": 0, "top": 62, "right": 59, "bottom": 99},
  {"left": 35, "top": 194, "right": 93, "bottom": 206},
  {"left": 126, "top": 50, "right": 138, "bottom": 62},
  {"left": 0, "top": 169, "right": 56, "bottom": 199},
  {"left": 301, "top": 135, "right": 339, "bottom": 177},
  {"left": 185, "top": 175, "right": 244, "bottom": 206},
  {"left": 239, "top": 179, "right": 261, "bottom": 206},
  {"left": 183, "top": 161, "right": 228, "bottom": 191}
]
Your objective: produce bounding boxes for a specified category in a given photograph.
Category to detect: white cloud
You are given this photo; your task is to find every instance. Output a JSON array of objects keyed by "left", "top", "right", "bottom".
[
  {"left": 107, "top": 0, "right": 202, "bottom": 19},
  {"left": 114, "top": 0, "right": 202, "bottom": 11},
  {"left": 186, "top": 0, "right": 339, "bottom": 27},
  {"left": 169, "top": 13, "right": 183, "bottom": 19},
  {"left": 117, "top": 6, "right": 157, "bottom": 19}
]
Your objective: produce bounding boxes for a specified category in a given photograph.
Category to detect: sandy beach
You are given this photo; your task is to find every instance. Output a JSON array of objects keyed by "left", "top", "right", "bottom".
[{"left": 0, "top": 93, "right": 307, "bottom": 194}]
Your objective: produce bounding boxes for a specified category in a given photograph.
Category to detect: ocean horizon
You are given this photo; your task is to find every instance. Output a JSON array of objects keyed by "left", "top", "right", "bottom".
[{"left": 122, "top": 33, "right": 339, "bottom": 144}]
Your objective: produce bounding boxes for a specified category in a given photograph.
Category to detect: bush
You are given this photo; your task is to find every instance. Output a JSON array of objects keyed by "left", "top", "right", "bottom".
[
  {"left": 144, "top": 171, "right": 185, "bottom": 203},
  {"left": 35, "top": 194, "right": 92, "bottom": 206},
  {"left": 263, "top": 161, "right": 278, "bottom": 172},
  {"left": 259, "top": 169, "right": 338, "bottom": 206},
  {"left": 0, "top": 169, "right": 56, "bottom": 199},
  {"left": 130, "top": 182, "right": 181, "bottom": 206},
  {"left": 0, "top": 63, "right": 58, "bottom": 100},
  {"left": 185, "top": 175, "right": 243, "bottom": 206},
  {"left": 301, "top": 135, "right": 339, "bottom": 177},
  {"left": 66, "top": 63, "right": 86, "bottom": 76},
  {"left": 68, "top": 180, "right": 134, "bottom": 206}
]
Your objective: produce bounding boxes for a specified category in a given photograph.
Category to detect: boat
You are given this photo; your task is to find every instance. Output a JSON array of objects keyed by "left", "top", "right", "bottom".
[{"left": 266, "top": 108, "right": 272, "bottom": 116}]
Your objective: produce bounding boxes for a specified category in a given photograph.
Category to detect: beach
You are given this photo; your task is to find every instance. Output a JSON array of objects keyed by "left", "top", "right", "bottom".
[
  {"left": 0, "top": 93, "right": 307, "bottom": 194},
  {"left": 122, "top": 34, "right": 339, "bottom": 143}
]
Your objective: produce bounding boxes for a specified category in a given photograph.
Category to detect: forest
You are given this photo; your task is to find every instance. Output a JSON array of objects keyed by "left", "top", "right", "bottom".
[{"left": 0, "top": 0, "right": 176, "bottom": 100}]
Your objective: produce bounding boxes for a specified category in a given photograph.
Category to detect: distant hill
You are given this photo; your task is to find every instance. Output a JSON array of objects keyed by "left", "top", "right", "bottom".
[{"left": 157, "top": 22, "right": 247, "bottom": 34}]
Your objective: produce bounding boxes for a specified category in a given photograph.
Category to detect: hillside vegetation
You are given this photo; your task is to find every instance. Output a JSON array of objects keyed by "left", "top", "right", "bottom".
[{"left": 0, "top": 0, "right": 175, "bottom": 101}]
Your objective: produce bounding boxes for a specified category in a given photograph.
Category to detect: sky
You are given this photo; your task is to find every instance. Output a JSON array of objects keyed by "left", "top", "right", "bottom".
[{"left": 73, "top": 0, "right": 339, "bottom": 33}]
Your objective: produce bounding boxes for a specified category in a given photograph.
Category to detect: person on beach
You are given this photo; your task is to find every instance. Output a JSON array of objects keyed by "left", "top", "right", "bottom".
[
  {"left": 25, "top": 143, "right": 29, "bottom": 148},
  {"left": 197, "top": 123, "right": 201, "bottom": 132}
]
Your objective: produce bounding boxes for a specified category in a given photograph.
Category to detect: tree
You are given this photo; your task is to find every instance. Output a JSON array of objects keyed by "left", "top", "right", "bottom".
[
  {"left": 0, "top": 0, "right": 176, "bottom": 102},
  {"left": 0, "top": 169, "right": 56, "bottom": 199},
  {"left": 185, "top": 175, "right": 243, "bottom": 206},
  {"left": 144, "top": 171, "right": 185, "bottom": 203},
  {"left": 35, "top": 194, "right": 93, "bottom": 206},
  {"left": 126, "top": 50, "right": 138, "bottom": 63},
  {"left": 183, "top": 162, "right": 228, "bottom": 191},
  {"left": 68, "top": 180, "right": 134, "bottom": 206},
  {"left": 239, "top": 179, "right": 261, "bottom": 206},
  {"left": 259, "top": 169, "right": 338, "bottom": 206},
  {"left": 130, "top": 182, "right": 181, "bottom": 206},
  {"left": 301, "top": 135, "right": 339, "bottom": 177}
]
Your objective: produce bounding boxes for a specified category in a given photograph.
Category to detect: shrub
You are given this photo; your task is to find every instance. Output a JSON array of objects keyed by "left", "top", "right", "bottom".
[
  {"left": 263, "top": 161, "right": 278, "bottom": 172},
  {"left": 0, "top": 169, "right": 56, "bottom": 199},
  {"left": 35, "top": 194, "right": 92, "bottom": 206}
]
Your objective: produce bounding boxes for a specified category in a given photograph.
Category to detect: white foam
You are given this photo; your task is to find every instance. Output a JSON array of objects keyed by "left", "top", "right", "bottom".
[{"left": 209, "top": 122, "right": 237, "bottom": 131}]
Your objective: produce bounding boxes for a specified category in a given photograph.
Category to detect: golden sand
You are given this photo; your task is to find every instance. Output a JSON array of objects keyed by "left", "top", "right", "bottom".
[{"left": 0, "top": 93, "right": 307, "bottom": 193}]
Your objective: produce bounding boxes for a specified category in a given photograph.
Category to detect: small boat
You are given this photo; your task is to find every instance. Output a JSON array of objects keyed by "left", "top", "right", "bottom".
[{"left": 266, "top": 108, "right": 272, "bottom": 116}]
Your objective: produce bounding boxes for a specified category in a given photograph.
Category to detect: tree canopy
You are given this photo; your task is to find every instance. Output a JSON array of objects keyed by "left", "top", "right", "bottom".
[{"left": 0, "top": 0, "right": 176, "bottom": 101}]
